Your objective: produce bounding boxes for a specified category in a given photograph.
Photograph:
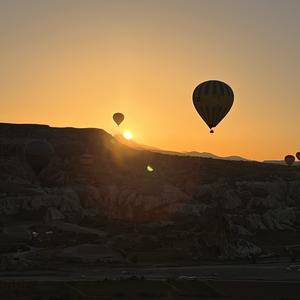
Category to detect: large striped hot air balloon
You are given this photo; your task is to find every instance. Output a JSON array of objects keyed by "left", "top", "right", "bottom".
[
  {"left": 193, "top": 80, "right": 234, "bottom": 133},
  {"left": 113, "top": 112, "right": 124, "bottom": 126}
]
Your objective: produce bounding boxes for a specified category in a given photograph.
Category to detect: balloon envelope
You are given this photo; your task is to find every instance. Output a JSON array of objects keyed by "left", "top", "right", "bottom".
[
  {"left": 284, "top": 155, "right": 295, "bottom": 166},
  {"left": 193, "top": 80, "right": 234, "bottom": 131},
  {"left": 113, "top": 112, "right": 124, "bottom": 126},
  {"left": 25, "top": 140, "right": 54, "bottom": 172},
  {"left": 296, "top": 152, "right": 300, "bottom": 161}
]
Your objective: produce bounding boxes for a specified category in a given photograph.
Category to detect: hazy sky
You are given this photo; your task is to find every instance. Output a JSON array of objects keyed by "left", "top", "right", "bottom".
[{"left": 1, "top": 0, "right": 300, "bottom": 160}]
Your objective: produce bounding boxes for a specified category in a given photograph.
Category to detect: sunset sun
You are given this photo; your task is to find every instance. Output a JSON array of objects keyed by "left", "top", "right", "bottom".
[{"left": 123, "top": 130, "right": 133, "bottom": 140}]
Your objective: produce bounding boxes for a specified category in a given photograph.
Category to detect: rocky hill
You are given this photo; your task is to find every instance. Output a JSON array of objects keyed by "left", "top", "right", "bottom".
[{"left": 0, "top": 123, "right": 299, "bottom": 270}]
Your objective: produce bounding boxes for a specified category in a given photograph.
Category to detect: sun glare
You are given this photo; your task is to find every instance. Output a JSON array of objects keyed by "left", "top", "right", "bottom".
[{"left": 123, "top": 130, "right": 133, "bottom": 140}]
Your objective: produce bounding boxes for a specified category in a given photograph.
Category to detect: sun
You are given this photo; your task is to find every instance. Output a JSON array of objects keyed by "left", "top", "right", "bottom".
[{"left": 123, "top": 130, "right": 133, "bottom": 140}]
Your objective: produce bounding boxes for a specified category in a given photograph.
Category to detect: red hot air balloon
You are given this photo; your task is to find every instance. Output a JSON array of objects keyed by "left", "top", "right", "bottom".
[
  {"left": 193, "top": 80, "right": 234, "bottom": 133},
  {"left": 285, "top": 155, "right": 295, "bottom": 166},
  {"left": 296, "top": 152, "right": 300, "bottom": 161},
  {"left": 113, "top": 112, "right": 124, "bottom": 126}
]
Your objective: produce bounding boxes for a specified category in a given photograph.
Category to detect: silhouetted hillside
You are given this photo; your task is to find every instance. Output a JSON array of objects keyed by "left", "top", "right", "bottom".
[{"left": 0, "top": 123, "right": 300, "bottom": 271}]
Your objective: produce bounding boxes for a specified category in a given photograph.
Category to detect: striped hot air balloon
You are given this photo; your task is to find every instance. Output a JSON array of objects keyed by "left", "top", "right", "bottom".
[{"left": 193, "top": 80, "right": 234, "bottom": 133}]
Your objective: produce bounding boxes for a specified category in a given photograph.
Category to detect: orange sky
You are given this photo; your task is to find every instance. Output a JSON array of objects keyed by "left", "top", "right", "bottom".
[{"left": 1, "top": 0, "right": 300, "bottom": 161}]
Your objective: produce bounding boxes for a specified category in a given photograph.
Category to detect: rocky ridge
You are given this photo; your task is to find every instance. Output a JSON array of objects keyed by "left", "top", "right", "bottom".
[{"left": 0, "top": 123, "right": 299, "bottom": 269}]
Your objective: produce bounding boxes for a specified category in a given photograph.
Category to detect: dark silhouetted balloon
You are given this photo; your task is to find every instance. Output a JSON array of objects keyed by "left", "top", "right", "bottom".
[
  {"left": 193, "top": 80, "right": 234, "bottom": 133},
  {"left": 284, "top": 155, "right": 295, "bottom": 166},
  {"left": 113, "top": 112, "right": 124, "bottom": 126},
  {"left": 25, "top": 140, "right": 54, "bottom": 172},
  {"left": 296, "top": 152, "right": 300, "bottom": 161}
]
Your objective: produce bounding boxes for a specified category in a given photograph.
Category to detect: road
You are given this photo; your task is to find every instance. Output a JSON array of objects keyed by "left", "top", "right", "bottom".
[{"left": 0, "top": 263, "right": 299, "bottom": 299}]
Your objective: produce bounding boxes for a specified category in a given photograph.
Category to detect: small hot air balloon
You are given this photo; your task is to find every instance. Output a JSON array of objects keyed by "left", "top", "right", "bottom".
[
  {"left": 25, "top": 140, "right": 54, "bottom": 173},
  {"left": 193, "top": 80, "right": 234, "bottom": 133},
  {"left": 296, "top": 152, "right": 300, "bottom": 161},
  {"left": 284, "top": 155, "right": 295, "bottom": 166},
  {"left": 113, "top": 112, "right": 124, "bottom": 126}
]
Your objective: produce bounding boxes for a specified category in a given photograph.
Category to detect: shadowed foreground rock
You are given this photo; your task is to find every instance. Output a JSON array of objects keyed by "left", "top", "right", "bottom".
[{"left": 0, "top": 123, "right": 300, "bottom": 270}]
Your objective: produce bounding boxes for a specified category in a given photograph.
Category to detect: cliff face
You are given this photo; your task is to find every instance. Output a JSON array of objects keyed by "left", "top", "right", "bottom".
[{"left": 0, "top": 123, "right": 300, "bottom": 261}]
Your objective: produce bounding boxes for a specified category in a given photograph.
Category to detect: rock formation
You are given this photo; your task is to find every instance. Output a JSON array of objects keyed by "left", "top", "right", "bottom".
[{"left": 0, "top": 123, "right": 299, "bottom": 264}]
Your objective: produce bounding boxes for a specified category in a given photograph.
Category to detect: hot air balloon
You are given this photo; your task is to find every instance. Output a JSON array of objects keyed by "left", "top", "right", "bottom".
[
  {"left": 296, "top": 152, "right": 300, "bottom": 161},
  {"left": 25, "top": 140, "right": 55, "bottom": 173},
  {"left": 193, "top": 80, "right": 234, "bottom": 133},
  {"left": 113, "top": 112, "right": 124, "bottom": 126},
  {"left": 284, "top": 155, "right": 295, "bottom": 166}
]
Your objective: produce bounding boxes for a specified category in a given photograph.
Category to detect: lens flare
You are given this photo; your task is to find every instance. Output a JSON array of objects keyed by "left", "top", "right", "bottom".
[
  {"left": 146, "top": 165, "right": 154, "bottom": 172},
  {"left": 123, "top": 130, "right": 133, "bottom": 140}
]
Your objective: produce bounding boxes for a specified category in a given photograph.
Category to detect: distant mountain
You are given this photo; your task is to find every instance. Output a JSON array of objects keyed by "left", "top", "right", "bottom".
[
  {"left": 183, "top": 151, "right": 249, "bottom": 161},
  {"left": 114, "top": 135, "right": 162, "bottom": 151},
  {"left": 115, "top": 135, "right": 249, "bottom": 161}
]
